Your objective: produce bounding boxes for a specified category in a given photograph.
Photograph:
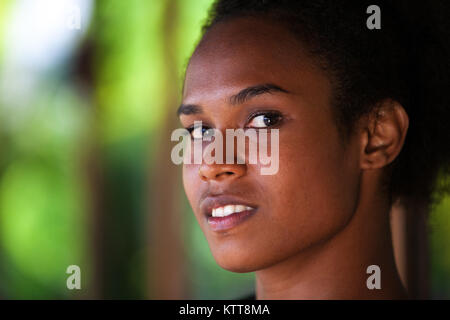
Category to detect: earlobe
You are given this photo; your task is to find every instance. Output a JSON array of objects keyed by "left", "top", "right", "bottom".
[{"left": 360, "top": 100, "right": 409, "bottom": 170}]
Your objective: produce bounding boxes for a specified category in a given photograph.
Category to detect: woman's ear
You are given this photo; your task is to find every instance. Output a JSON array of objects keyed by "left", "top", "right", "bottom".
[{"left": 360, "top": 100, "right": 409, "bottom": 170}]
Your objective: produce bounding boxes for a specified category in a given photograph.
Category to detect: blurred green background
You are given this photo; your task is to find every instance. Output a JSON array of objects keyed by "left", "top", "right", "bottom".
[{"left": 0, "top": 0, "right": 447, "bottom": 299}]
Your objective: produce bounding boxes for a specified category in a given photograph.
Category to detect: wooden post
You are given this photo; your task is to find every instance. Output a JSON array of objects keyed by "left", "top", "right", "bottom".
[
  {"left": 146, "top": 0, "right": 188, "bottom": 299},
  {"left": 391, "top": 197, "right": 430, "bottom": 299}
]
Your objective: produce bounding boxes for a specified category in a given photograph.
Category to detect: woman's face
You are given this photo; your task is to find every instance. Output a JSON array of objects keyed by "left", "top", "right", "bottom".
[{"left": 180, "top": 17, "right": 363, "bottom": 272}]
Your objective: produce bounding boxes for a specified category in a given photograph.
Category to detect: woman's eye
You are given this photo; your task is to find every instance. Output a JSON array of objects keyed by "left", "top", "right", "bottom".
[
  {"left": 247, "top": 112, "right": 282, "bottom": 128},
  {"left": 188, "top": 126, "right": 214, "bottom": 139}
]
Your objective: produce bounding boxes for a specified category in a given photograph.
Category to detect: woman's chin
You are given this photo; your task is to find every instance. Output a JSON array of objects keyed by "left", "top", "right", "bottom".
[
  {"left": 212, "top": 253, "right": 262, "bottom": 273},
  {"left": 217, "top": 262, "right": 257, "bottom": 274}
]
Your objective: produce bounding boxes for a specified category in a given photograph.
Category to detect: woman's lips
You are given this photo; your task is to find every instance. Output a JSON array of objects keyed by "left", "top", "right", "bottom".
[
  {"left": 207, "top": 206, "right": 256, "bottom": 231},
  {"left": 200, "top": 196, "right": 258, "bottom": 232}
]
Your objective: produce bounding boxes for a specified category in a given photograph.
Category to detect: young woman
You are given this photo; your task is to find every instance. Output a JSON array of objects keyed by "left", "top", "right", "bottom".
[{"left": 177, "top": 0, "right": 450, "bottom": 299}]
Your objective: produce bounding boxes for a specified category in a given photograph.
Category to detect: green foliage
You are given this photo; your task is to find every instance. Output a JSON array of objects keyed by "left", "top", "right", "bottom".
[
  {"left": 429, "top": 195, "right": 450, "bottom": 298},
  {"left": 93, "top": 0, "right": 167, "bottom": 144},
  {"left": 0, "top": 83, "right": 88, "bottom": 298}
]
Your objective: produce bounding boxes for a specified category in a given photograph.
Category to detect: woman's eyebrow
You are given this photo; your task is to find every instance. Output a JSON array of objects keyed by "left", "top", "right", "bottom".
[
  {"left": 230, "top": 83, "right": 290, "bottom": 105},
  {"left": 177, "top": 83, "right": 290, "bottom": 116},
  {"left": 177, "top": 104, "right": 202, "bottom": 116}
]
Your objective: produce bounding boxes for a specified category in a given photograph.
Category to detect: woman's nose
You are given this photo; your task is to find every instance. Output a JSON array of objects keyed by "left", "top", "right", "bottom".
[{"left": 198, "top": 163, "right": 247, "bottom": 182}]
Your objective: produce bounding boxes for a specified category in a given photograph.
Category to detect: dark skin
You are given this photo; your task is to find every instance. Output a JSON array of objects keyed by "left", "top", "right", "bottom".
[{"left": 179, "top": 17, "right": 409, "bottom": 299}]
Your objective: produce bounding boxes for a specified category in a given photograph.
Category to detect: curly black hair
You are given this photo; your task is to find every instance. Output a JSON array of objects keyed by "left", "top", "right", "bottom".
[{"left": 198, "top": 0, "right": 450, "bottom": 207}]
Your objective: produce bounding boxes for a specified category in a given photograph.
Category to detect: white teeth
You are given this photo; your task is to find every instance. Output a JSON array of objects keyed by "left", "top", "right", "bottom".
[
  {"left": 223, "top": 205, "right": 235, "bottom": 215},
  {"left": 212, "top": 204, "right": 254, "bottom": 217},
  {"left": 215, "top": 207, "right": 224, "bottom": 217}
]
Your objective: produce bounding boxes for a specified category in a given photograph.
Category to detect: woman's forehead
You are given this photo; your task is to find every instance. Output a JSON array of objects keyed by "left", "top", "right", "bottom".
[{"left": 183, "top": 18, "right": 330, "bottom": 105}]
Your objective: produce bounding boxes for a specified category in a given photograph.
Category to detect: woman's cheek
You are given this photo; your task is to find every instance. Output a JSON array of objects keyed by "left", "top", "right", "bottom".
[
  {"left": 264, "top": 129, "right": 355, "bottom": 244},
  {"left": 182, "top": 164, "right": 202, "bottom": 214}
]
